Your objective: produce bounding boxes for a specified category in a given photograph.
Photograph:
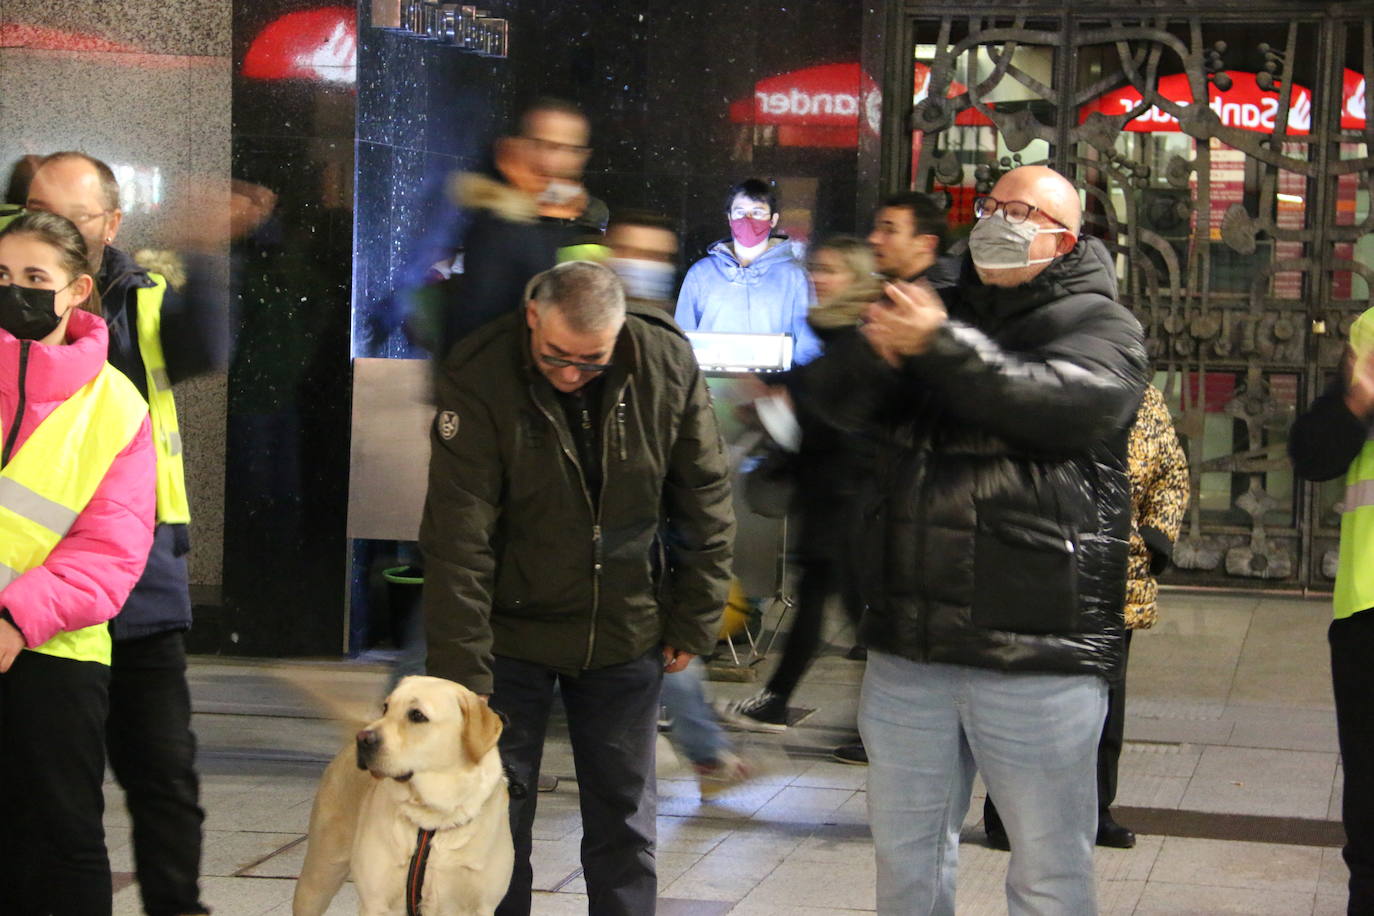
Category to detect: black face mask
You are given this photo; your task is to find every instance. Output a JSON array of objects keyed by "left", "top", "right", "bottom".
[{"left": 0, "top": 285, "right": 62, "bottom": 341}]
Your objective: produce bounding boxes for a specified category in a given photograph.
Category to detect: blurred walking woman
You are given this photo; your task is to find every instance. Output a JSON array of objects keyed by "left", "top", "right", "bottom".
[{"left": 0, "top": 211, "right": 155, "bottom": 915}]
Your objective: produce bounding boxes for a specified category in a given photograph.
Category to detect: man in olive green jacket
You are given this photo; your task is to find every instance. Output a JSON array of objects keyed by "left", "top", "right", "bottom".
[{"left": 421, "top": 260, "right": 734, "bottom": 916}]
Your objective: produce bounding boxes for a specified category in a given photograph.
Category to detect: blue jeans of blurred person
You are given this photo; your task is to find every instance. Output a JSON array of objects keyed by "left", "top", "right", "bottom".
[
  {"left": 860, "top": 651, "right": 1106, "bottom": 916},
  {"left": 660, "top": 657, "right": 730, "bottom": 766}
]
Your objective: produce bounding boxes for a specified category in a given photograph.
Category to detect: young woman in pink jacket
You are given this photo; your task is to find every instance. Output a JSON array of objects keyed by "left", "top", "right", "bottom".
[{"left": 0, "top": 211, "right": 156, "bottom": 916}]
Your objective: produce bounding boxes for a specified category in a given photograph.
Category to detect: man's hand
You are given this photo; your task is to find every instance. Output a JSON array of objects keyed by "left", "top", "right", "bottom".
[
  {"left": 861, "top": 281, "right": 947, "bottom": 366},
  {"left": 662, "top": 645, "right": 695, "bottom": 674},
  {"left": 1346, "top": 347, "right": 1374, "bottom": 421},
  {"left": 0, "top": 617, "right": 25, "bottom": 674}
]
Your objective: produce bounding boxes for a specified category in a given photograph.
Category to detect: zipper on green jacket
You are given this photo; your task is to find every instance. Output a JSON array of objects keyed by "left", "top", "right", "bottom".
[{"left": 528, "top": 375, "right": 631, "bottom": 670}]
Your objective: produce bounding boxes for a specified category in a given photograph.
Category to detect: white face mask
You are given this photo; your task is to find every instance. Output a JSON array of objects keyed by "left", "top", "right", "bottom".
[
  {"left": 608, "top": 257, "right": 676, "bottom": 302},
  {"left": 968, "top": 211, "right": 1068, "bottom": 270}
]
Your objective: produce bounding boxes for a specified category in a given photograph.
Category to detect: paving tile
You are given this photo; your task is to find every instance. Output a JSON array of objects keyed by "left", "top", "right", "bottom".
[
  {"left": 790, "top": 832, "right": 875, "bottom": 865},
  {"left": 1095, "top": 834, "right": 1164, "bottom": 883},
  {"left": 1099, "top": 878, "right": 1148, "bottom": 915},
  {"left": 523, "top": 891, "right": 589, "bottom": 914},
  {"left": 736, "top": 855, "right": 876, "bottom": 911},
  {"left": 1151, "top": 836, "right": 1322, "bottom": 895},
  {"left": 1315, "top": 893, "right": 1349, "bottom": 915},
  {"left": 1330, "top": 763, "right": 1345, "bottom": 822},
  {"left": 791, "top": 759, "right": 869, "bottom": 791},
  {"left": 728, "top": 904, "right": 874, "bottom": 915},
  {"left": 1180, "top": 746, "right": 1338, "bottom": 818},
  {"left": 201, "top": 830, "right": 302, "bottom": 877},
  {"left": 1133, "top": 881, "right": 1317, "bottom": 914},
  {"left": 661, "top": 832, "right": 801, "bottom": 901},
  {"left": 656, "top": 816, "right": 735, "bottom": 855},
  {"left": 197, "top": 875, "right": 295, "bottom": 914},
  {"left": 262, "top": 881, "right": 358, "bottom": 915},
  {"left": 953, "top": 841, "right": 1010, "bottom": 906},
  {"left": 1115, "top": 773, "right": 1192, "bottom": 809},
  {"left": 557, "top": 850, "right": 702, "bottom": 896},
  {"left": 750, "top": 786, "right": 857, "bottom": 825},
  {"left": 1320, "top": 846, "right": 1349, "bottom": 897},
  {"left": 529, "top": 835, "right": 584, "bottom": 892}
]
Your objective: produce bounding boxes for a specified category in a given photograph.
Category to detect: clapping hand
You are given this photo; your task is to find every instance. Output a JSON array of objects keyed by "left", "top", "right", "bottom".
[
  {"left": 861, "top": 281, "right": 947, "bottom": 367},
  {"left": 1346, "top": 346, "right": 1374, "bottom": 421}
]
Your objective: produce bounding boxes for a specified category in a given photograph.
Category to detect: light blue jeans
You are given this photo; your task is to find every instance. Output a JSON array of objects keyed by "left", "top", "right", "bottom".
[
  {"left": 659, "top": 657, "right": 730, "bottom": 766},
  {"left": 860, "top": 650, "right": 1107, "bottom": 916}
]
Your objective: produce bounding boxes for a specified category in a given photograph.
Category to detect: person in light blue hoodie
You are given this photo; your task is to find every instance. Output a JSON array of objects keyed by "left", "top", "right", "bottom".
[{"left": 675, "top": 178, "right": 821, "bottom": 365}]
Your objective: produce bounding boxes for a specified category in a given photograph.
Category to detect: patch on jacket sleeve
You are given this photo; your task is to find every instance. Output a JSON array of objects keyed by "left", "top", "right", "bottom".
[{"left": 437, "top": 410, "right": 460, "bottom": 440}]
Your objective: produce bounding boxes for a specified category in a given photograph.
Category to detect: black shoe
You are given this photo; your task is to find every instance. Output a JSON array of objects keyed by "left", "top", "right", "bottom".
[
  {"left": 832, "top": 742, "right": 868, "bottom": 765},
  {"left": 1096, "top": 816, "right": 1136, "bottom": 848},
  {"left": 845, "top": 645, "right": 868, "bottom": 661},
  {"left": 719, "top": 690, "right": 789, "bottom": 733},
  {"left": 985, "top": 822, "right": 1010, "bottom": 851}
]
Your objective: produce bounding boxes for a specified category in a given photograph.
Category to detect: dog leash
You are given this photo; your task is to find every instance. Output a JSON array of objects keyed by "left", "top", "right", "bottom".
[{"left": 406, "top": 827, "right": 436, "bottom": 916}]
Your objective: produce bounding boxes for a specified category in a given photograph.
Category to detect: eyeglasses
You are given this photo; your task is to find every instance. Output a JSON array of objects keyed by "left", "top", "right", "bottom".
[
  {"left": 539, "top": 352, "right": 612, "bottom": 374},
  {"left": 523, "top": 136, "right": 591, "bottom": 155},
  {"left": 973, "top": 196, "right": 1069, "bottom": 230},
  {"left": 729, "top": 207, "right": 771, "bottom": 221},
  {"left": 28, "top": 204, "right": 109, "bottom": 225}
]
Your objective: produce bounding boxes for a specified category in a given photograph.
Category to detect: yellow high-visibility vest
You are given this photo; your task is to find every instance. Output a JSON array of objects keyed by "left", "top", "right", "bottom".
[
  {"left": 134, "top": 276, "right": 191, "bottom": 525},
  {"left": 1335, "top": 309, "right": 1374, "bottom": 621},
  {"left": 0, "top": 363, "right": 149, "bottom": 664}
]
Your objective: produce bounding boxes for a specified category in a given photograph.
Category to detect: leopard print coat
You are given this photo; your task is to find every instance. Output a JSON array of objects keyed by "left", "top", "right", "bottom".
[{"left": 1125, "top": 384, "right": 1190, "bottom": 629}]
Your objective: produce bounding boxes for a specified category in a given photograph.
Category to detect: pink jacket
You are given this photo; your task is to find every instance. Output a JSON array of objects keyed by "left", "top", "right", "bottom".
[{"left": 0, "top": 308, "right": 156, "bottom": 649}]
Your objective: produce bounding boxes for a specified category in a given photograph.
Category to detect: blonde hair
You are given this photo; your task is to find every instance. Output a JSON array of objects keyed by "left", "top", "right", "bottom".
[{"left": 810, "top": 234, "right": 876, "bottom": 283}]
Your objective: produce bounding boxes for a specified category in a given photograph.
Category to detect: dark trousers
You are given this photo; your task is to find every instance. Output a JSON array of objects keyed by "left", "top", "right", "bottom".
[
  {"left": 490, "top": 650, "right": 662, "bottom": 916},
  {"left": 984, "top": 630, "right": 1133, "bottom": 833},
  {"left": 1331, "top": 612, "right": 1374, "bottom": 915},
  {"left": 1097, "top": 629, "right": 1133, "bottom": 813},
  {"left": 766, "top": 558, "right": 862, "bottom": 703},
  {"left": 0, "top": 650, "right": 112, "bottom": 916},
  {"left": 106, "top": 631, "right": 207, "bottom": 916}
]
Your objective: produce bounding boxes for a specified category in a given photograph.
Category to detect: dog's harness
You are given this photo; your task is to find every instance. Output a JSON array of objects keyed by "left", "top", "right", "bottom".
[
  {"left": 404, "top": 768, "right": 524, "bottom": 915},
  {"left": 406, "top": 827, "right": 436, "bottom": 916}
]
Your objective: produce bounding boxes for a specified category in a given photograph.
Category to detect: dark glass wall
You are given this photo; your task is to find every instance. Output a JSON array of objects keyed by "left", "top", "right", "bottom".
[
  {"left": 207, "top": 0, "right": 355, "bottom": 655},
  {"left": 354, "top": 0, "right": 871, "bottom": 359}
]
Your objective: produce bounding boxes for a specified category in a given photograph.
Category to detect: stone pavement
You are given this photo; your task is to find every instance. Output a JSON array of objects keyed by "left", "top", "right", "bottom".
[{"left": 107, "top": 591, "right": 1350, "bottom": 914}]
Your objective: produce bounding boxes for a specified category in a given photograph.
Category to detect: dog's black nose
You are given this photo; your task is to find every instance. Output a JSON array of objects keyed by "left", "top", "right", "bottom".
[{"left": 357, "top": 729, "right": 380, "bottom": 749}]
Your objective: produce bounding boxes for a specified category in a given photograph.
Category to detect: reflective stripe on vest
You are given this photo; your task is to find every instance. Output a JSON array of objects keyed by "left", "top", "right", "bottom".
[
  {"left": 0, "top": 363, "right": 149, "bottom": 663},
  {"left": 134, "top": 276, "right": 191, "bottom": 524},
  {"left": 1335, "top": 430, "right": 1374, "bottom": 620}
]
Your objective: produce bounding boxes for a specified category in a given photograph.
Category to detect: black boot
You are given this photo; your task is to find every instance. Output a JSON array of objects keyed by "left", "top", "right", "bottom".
[
  {"left": 983, "top": 798, "right": 1010, "bottom": 851},
  {"left": 1096, "top": 812, "right": 1136, "bottom": 848}
]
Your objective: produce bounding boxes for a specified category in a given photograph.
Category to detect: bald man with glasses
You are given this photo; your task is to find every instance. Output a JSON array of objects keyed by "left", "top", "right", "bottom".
[{"left": 794, "top": 165, "right": 1148, "bottom": 914}]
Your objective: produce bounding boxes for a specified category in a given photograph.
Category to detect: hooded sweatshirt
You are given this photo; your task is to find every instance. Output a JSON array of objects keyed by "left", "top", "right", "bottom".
[
  {"left": 0, "top": 309, "right": 156, "bottom": 650},
  {"left": 675, "top": 238, "right": 821, "bottom": 365}
]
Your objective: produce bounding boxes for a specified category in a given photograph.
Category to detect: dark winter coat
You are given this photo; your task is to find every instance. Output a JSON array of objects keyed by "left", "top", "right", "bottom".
[
  {"left": 794, "top": 237, "right": 1148, "bottom": 679},
  {"left": 420, "top": 302, "right": 735, "bottom": 695},
  {"left": 99, "top": 245, "right": 229, "bottom": 641},
  {"left": 439, "top": 173, "right": 593, "bottom": 358}
]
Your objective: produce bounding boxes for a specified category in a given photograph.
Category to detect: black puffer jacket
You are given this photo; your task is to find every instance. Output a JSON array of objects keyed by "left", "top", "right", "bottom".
[{"left": 795, "top": 238, "right": 1147, "bottom": 679}]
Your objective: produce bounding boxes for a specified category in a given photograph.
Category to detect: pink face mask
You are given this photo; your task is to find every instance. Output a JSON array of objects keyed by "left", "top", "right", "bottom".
[{"left": 729, "top": 216, "right": 772, "bottom": 247}]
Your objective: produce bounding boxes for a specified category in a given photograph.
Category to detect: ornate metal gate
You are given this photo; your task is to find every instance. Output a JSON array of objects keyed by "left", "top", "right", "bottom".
[{"left": 886, "top": 3, "right": 1374, "bottom": 590}]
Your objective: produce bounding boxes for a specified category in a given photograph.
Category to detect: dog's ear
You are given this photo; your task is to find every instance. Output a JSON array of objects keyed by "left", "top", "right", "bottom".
[{"left": 459, "top": 690, "right": 503, "bottom": 764}]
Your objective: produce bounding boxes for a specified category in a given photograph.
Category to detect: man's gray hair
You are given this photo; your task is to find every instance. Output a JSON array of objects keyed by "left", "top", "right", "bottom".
[{"left": 527, "top": 261, "right": 626, "bottom": 333}]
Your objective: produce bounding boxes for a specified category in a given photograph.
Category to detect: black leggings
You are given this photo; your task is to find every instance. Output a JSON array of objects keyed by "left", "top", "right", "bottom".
[
  {"left": 0, "top": 650, "right": 112, "bottom": 916},
  {"left": 766, "top": 557, "right": 863, "bottom": 703}
]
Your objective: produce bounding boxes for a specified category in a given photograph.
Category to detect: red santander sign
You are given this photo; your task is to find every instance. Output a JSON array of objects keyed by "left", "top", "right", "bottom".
[{"left": 1081, "top": 69, "right": 1366, "bottom": 134}]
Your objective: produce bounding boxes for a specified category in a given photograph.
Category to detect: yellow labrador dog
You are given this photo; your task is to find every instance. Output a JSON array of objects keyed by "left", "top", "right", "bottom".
[{"left": 293, "top": 676, "right": 514, "bottom": 916}]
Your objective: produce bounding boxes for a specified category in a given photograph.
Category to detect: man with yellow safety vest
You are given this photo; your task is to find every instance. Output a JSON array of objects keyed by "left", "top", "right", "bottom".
[
  {"left": 1291, "top": 307, "right": 1374, "bottom": 916},
  {"left": 24, "top": 151, "right": 232, "bottom": 916}
]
